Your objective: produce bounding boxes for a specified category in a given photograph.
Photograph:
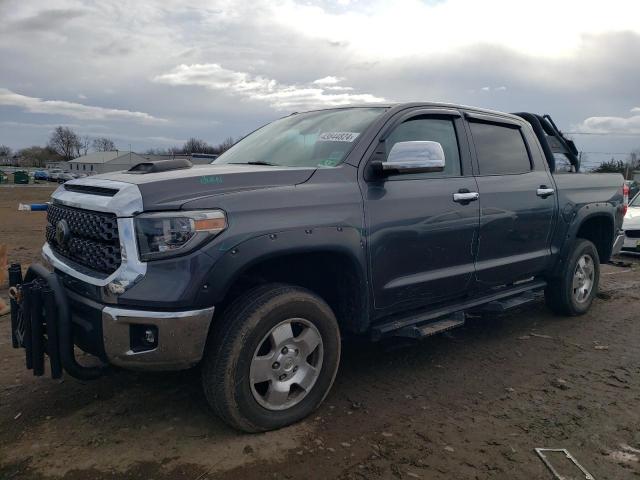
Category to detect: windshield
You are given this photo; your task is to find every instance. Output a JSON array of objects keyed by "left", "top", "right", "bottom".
[
  {"left": 213, "top": 107, "right": 386, "bottom": 168},
  {"left": 631, "top": 192, "right": 640, "bottom": 207}
]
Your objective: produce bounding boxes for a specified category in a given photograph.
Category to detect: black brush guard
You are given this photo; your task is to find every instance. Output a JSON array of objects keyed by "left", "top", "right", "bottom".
[{"left": 8, "top": 263, "right": 107, "bottom": 380}]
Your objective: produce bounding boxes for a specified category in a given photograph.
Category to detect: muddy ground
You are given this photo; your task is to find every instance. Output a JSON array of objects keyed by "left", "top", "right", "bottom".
[{"left": 1, "top": 184, "right": 639, "bottom": 479}]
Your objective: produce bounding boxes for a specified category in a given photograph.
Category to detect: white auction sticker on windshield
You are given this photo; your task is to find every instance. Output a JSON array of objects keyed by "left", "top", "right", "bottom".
[{"left": 318, "top": 132, "right": 360, "bottom": 142}]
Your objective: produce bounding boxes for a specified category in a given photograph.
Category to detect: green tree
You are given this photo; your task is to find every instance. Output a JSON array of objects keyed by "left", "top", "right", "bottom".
[{"left": 593, "top": 159, "right": 626, "bottom": 174}]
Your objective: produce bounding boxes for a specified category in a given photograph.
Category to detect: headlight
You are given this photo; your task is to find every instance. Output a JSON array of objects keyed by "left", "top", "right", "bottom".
[{"left": 134, "top": 210, "right": 227, "bottom": 261}]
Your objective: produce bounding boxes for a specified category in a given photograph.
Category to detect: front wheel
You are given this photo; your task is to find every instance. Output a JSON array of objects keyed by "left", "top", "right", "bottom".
[
  {"left": 201, "top": 284, "right": 341, "bottom": 432},
  {"left": 545, "top": 239, "right": 600, "bottom": 316}
]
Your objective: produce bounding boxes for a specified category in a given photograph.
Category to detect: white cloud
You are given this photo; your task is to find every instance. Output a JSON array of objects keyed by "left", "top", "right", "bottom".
[
  {"left": 632, "top": 107, "right": 640, "bottom": 113},
  {"left": 312, "top": 76, "right": 345, "bottom": 85},
  {"left": 480, "top": 86, "right": 507, "bottom": 92},
  {"left": 273, "top": 0, "right": 640, "bottom": 59},
  {"left": 578, "top": 114, "right": 640, "bottom": 134},
  {"left": 154, "top": 64, "right": 385, "bottom": 110},
  {"left": 324, "top": 86, "right": 354, "bottom": 91},
  {"left": 0, "top": 88, "right": 165, "bottom": 123},
  {"left": 145, "top": 136, "right": 187, "bottom": 144},
  {"left": 0, "top": 121, "right": 82, "bottom": 129},
  {"left": 2, "top": 0, "right": 640, "bottom": 152}
]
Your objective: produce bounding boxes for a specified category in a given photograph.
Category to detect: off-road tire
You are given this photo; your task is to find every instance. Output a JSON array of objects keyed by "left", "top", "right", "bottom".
[
  {"left": 201, "top": 283, "right": 341, "bottom": 432},
  {"left": 545, "top": 239, "right": 600, "bottom": 316}
]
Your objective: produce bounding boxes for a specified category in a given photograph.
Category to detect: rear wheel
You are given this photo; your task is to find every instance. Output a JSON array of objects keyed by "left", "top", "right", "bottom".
[
  {"left": 545, "top": 239, "right": 600, "bottom": 316},
  {"left": 201, "top": 284, "right": 341, "bottom": 432}
]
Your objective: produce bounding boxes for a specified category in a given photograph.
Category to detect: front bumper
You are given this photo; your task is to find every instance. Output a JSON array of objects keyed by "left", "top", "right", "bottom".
[
  {"left": 621, "top": 232, "right": 640, "bottom": 252},
  {"left": 67, "top": 286, "right": 214, "bottom": 371},
  {"left": 613, "top": 232, "right": 626, "bottom": 255},
  {"left": 10, "top": 263, "right": 215, "bottom": 379},
  {"left": 102, "top": 304, "right": 214, "bottom": 371}
]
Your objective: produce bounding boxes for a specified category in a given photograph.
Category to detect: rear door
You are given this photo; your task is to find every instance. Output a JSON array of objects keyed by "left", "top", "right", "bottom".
[
  {"left": 465, "top": 113, "right": 556, "bottom": 289},
  {"left": 363, "top": 109, "right": 480, "bottom": 312}
]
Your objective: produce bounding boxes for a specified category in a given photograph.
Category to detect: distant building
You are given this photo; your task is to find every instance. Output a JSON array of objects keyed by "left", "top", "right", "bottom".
[
  {"left": 68, "top": 151, "right": 146, "bottom": 174},
  {"left": 45, "top": 161, "right": 69, "bottom": 170},
  {"left": 67, "top": 151, "right": 218, "bottom": 174},
  {"left": 1, "top": 154, "right": 21, "bottom": 167}
]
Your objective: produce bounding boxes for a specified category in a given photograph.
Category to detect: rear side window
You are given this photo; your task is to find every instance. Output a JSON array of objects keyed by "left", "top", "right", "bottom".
[
  {"left": 553, "top": 153, "right": 575, "bottom": 173},
  {"left": 470, "top": 122, "right": 531, "bottom": 175}
]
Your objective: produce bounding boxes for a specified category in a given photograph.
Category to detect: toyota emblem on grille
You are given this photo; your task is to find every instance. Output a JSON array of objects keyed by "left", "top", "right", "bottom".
[{"left": 55, "top": 219, "right": 71, "bottom": 247}]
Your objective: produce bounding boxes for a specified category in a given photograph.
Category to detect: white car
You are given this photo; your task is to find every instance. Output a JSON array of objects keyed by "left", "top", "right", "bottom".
[
  {"left": 48, "top": 168, "right": 64, "bottom": 181},
  {"left": 622, "top": 192, "right": 640, "bottom": 253},
  {"left": 58, "top": 172, "right": 76, "bottom": 183}
]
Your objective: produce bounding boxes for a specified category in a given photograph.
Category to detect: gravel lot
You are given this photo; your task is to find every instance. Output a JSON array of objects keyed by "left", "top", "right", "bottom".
[{"left": 1, "top": 185, "right": 639, "bottom": 479}]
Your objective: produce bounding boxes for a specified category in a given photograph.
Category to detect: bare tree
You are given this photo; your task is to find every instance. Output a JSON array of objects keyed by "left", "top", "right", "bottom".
[
  {"left": 629, "top": 149, "right": 640, "bottom": 171},
  {"left": 217, "top": 136, "right": 235, "bottom": 153},
  {"left": 148, "top": 136, "right": 236, "bottom": 157},
  {"left": 48, "top": 126, "right": 81, "bottom": 161},
  {"left": 18, "top": 146, "right": 62, "bottom": 168},
  {"left": 0, "top": 145, "right": 11, "bottom": 157},
  {"left": 77, "top": 135, "right": 91, "bottom": 156},
  {"left": 93, "top": 137, "right": 116, "bottom": 152},
  {"left": 183, "top": 137, "right": 212, "bottom": 154}
]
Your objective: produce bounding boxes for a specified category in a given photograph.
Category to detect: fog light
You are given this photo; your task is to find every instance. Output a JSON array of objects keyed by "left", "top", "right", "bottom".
[
  {"left": 130, "top": 324, "right": 158, "bottom": 352},
  {"left": 144, "top": 328, "right": 156, "bottom": 345}
]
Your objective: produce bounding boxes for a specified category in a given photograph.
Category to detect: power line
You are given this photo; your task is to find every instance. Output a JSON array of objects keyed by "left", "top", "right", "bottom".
[
  {"left": 580, "top": 151, "right": 635, "bottom": 155},
  {"left": 565, "top": 132, "right": 640, "bottom": 137}
]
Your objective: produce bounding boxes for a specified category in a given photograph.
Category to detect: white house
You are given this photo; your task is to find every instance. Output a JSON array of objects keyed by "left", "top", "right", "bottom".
[
  {"left": 68, "top": 151, "right": 146, "bottom": 174},
  {"left": 68, "top": 151, "right": 218, "bottom": 174},
  {"left": 45, "top": 161, "right": 69, "bottom": 170}
]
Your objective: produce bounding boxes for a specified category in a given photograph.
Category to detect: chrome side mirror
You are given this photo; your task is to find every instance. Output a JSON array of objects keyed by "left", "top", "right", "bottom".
[{"left": 380, "top": 141, "right": 446, "bottom": 174}]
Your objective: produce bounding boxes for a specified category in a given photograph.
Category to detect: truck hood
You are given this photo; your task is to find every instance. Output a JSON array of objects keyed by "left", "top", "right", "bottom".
[{"left": 77, "top": 164, "right": 316, "bottom": 211}]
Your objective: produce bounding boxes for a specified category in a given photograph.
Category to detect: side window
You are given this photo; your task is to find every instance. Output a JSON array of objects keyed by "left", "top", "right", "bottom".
[
  {"left": 385, "top": 117, "right": 461, "bottom": 177},
  {"left": 469, "top": 122, "right": 531, "bottom": 175}
]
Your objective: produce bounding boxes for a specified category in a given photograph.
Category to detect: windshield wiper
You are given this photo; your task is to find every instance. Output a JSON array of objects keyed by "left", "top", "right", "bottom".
[{"left": 229, "top": 161, "right": 279, "bottom": 166}]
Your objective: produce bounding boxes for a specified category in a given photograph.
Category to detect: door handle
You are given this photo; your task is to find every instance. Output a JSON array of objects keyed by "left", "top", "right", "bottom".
[
  {"left": 453, "top": 191, "right": 479, "bottom": 204},
  {"left": 536, "top": 186, "right": 555, "bottom": 198}
]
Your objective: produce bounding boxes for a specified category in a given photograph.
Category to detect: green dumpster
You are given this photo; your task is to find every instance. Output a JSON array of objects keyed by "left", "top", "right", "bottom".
[{"left": 14, "top": 171, "right": 29, "bottom": 184}]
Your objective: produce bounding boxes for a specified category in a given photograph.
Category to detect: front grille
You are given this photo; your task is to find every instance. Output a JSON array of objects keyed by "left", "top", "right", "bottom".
[
  {"left": 46, "top": 204, "right": 121, "bottom": 274},
  {"left": 625, "top": 229, "right": 640, "bottom": 239}
]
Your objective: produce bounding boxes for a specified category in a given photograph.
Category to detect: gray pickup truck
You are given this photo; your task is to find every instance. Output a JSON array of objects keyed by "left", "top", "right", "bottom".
[{"left": 9, "top": 103, "right": 626, "bottom": 432}]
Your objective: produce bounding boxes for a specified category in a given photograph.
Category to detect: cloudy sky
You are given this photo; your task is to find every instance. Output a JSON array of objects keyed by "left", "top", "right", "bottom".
[{"left": 1, "top": 0, "right": 639, "bottom": 167}]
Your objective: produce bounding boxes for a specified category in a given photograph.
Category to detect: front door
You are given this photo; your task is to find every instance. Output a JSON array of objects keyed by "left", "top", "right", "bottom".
[{"left": 364, "top": 111, "right": 480, "bottom": 312}]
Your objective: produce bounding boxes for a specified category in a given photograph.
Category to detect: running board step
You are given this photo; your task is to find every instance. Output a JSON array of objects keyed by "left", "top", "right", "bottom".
[
  {"left": 395, "top": 312, "right": 465, "bottom": 339},
  {"left": 470, "top": 291, "right": 539, "bottom": 313},
  {"left": 372, "top": 279, "right": 547, "bottom": 339}
]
